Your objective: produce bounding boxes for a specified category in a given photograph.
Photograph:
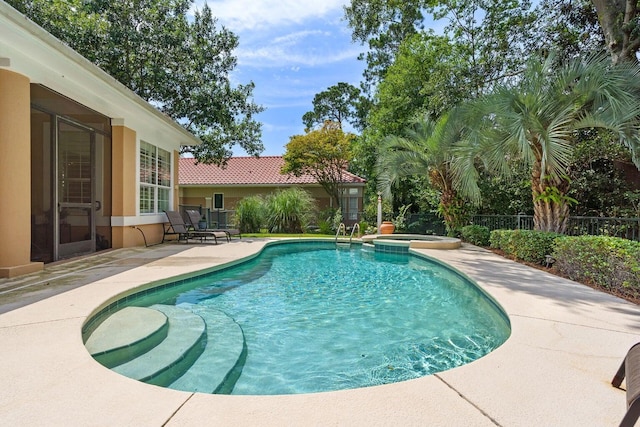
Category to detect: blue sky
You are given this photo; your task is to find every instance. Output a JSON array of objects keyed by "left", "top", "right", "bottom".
[{"left": 192, "top": 0, "right": 367, "bottom": 156}]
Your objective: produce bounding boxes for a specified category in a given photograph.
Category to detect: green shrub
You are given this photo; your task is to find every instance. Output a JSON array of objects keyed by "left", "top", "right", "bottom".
[
  {"left": 460, "top": 225, "right": 490, "bottom": 246},
  {"left": 317, "top": 219, "right": 333, "bottom": 235},
  {"left": 490, "top": 229, "right": 561, "bottom": 264},
  {"left": 489, "top": 229, "right": 509, "bottom": 249},
  {"left": 358, "top": 221, "right": 369, "bottom": 236},
  {"left": 264, "top": 187, "right": 315, "bottom": 233},
  {"left": 234, "top": 195, "right": 264, "bottom": 233},
  {"left": 553, "top": 236, "right": 640, "bottom": 298},
  {"left": 315, "top": 208, "right": 341, "bottom": 234}
]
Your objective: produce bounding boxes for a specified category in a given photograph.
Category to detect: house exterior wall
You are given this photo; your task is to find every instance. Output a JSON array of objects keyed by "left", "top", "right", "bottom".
[
  {"left": 180, "top": 184, "right": 363, "bottom": 226},
  {"left": 180, "top": 185, "right": 333, "bottom": 211},
  {"left": 0, "top": 69, "right": 43, "bottom": 277},
  {"left": 0, "top": 2, "right": 201, "bottom": 276},
  {"left": 111, "top": 125, "right": 138, "bottom": 249}
]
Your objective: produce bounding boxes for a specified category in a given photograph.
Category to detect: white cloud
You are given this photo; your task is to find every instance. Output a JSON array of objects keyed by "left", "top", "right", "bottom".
[
  {"left": 194, "top": 0, "right": 347, "bottom": 32},
  {"left": 236, "top": 43, "right": 363, "bottom": 68},
  {"left": 272, "top": 30, "right": 330, "bottom": 46}
]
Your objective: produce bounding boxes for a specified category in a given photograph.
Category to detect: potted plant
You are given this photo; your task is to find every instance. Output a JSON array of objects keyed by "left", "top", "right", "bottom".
[
  {"left": 198, "top": 215, "right": 208, "bottom": 230},
  {"left": 379, "top": 221, "right": 395, "bottom": 234}
]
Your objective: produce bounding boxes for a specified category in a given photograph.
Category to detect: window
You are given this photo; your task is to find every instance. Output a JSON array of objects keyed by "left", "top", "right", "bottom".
[
  {"left": 342, "top": 188, "right": 360, "bottom": 221},
  {"left": 140, "top": 141, "right": 171, "bottom": 214},
  {"left": 213, "top": 193, "right": 224, "bottom": 209}
]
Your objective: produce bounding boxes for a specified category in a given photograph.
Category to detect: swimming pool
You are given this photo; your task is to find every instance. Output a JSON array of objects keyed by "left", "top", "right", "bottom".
[{"left": 85, "top": 241, "right": 510, "bottom": 395}]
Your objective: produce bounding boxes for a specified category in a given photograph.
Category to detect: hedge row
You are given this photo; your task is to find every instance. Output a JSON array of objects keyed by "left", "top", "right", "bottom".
[
  {"left": 489, "top": 229, "right": 561, "bottom": 264},
  {"left": 460, "top": 225, "right": 491, "bottom": 246},
  {"left": 485, "top": 229, "right": 640, "bottom": 300},
  {"left": 552, "top": 235, "right": 640, "bottom": 298}
]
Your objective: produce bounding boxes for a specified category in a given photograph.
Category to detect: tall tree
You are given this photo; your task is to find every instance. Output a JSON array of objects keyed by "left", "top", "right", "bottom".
[
  {"left": 282, "top": 121, "right": 356, "bottom": 208},
  {"left": 427, "top": 0, "right": 535, "bottom": 96},
  {"left": 376, "top": 112, "right": 469, "bottom": 232},
  {"left": 344, "top": 0, "right": 424, "bottom": 92},
  {"left": 352, "top": 1, "right": 535, "bottom": 211},
  {"left": 459, "top": 53, "right": 640, "bottom": 233},
  {"left": 344, "top": 0, "right": 535, "bottom": 92},
  {"left": 6, "top": 0, "right": 107, "bottom": 50},
  {"left": 164, "top": 4, "right": 264, "bottom": 163},
  {"left": 531, "top": 0, "right": 604, "bottom": 61},
  {"left": 302, "top": 83, "right": 363, "bottom": 131},
  {"left": 7, "top": 0, "right": 264, "bottom": 163},
  {"left": 367, "top": 33, "right": 461, "bottom": 138},
  {"left": 591, "top": 0, "right": 640, "bottom": 64}
]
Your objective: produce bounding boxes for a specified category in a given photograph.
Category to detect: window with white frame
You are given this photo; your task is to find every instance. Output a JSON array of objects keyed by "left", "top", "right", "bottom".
[{"left": 139, "top": 141, "right": 171, "bottom": 214}]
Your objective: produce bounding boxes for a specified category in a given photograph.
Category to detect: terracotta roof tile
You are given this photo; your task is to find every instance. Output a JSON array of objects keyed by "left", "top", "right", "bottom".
[{"left": 179, "top": 156, "right": 366, "bottom": 186}]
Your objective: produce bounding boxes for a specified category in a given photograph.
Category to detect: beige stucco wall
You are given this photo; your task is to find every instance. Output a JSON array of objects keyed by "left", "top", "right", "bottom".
[
  {"left": 180, "top": 186, "right": 333, "bottom": 212},
  {"left": 111, "top": 125, "right": 138, "bottom": 249},
  {"left": 111, "top": 126, "right": 137, "bottom": 218},
  {"left": 173, "top": 150, "right": 180, "bottom": 210},
  {"left": 113, "top": 223, "right": 166, "bottom": 248},
  {"left": 0, "top": 70, "right": 43, "bottom": 277}
]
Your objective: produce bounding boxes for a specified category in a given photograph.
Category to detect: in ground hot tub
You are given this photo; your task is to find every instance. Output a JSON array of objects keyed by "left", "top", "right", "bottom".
[{"left": 361, "top": 234, "right": 462, "bottom": 250}]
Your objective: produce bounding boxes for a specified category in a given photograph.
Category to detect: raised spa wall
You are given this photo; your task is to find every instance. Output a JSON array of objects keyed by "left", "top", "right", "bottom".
[{"left": 361, "top": 234, "right": 462, "bottom": 250}]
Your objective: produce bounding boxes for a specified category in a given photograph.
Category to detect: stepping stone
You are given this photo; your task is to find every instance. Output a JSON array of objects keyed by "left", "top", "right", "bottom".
[
  {"left": 169, "top": 304, "right": 245, "bottom": 394},
  {"left": 112, "top": 304, "right": 206, "bottom": 386},
  {"left": 85, "top": 306, "right": 168, "bottom": 368}
]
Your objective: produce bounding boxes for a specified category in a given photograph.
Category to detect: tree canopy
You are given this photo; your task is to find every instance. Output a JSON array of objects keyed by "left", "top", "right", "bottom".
[
  {"left": 591, "top": 0, "right": 640, "bottom": 64},
  {"left": 301, "top": 83, "right": 363, "bottom": 131},
  {"left": 376, "top": 112, "right": 469, "bottom": 231},
  {"left": 338, "top": 0, "right": 640, "bottom": 223},
  {"left": 282, "top": 121, "right": 356, "bottom": 208},
  {"left": 8, "top": 0, "right": 264, "bottom": 164},
  {"left": 458, "top": 53, "right": 640, "bottom": 232}
]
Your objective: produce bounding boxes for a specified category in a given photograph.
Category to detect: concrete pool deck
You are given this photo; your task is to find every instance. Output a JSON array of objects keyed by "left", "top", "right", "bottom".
[{"left": 0, "top": 238, "right": 638, "bottom": 426}]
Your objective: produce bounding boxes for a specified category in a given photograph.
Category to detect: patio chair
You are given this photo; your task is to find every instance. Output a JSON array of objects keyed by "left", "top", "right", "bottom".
[
  {"left": 612, "top": 342, "right": 640, "bottom": 427},
  {"left": 184, "top": 209, "right": 240, "bottom": 240},
  {"left": 162, "top": 210, "right": 227, "bottom": 244}
]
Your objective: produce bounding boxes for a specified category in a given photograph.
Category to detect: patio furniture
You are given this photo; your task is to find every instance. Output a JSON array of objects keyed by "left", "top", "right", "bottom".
[
  {"left": 612, "top": 342, "right": 640, "bottom": 427},
  {"left": 185, "top": 209, "right": 241, "bottom": 240},
  {"left": 163, "top": 211, "right": 228, "bottom": 244}
]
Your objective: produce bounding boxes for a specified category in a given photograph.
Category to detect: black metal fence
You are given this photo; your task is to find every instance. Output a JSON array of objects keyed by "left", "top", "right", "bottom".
[
  {"left": 471, "top": 214, "right": 640, "bottom": 242},
  {"left": 406, "top": 213, "right": 447, "bottom": 236}
]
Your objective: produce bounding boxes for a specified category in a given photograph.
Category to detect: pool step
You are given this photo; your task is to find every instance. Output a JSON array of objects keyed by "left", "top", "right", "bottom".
[
  {"left": 84, "top": 306, "right": 169, "bottom": 368},
  {"left": 169, "top": 304, "right": 246, "bottom": 394},
  {"left": 111, "top": 304, "right": 206, "bottom": 386}
]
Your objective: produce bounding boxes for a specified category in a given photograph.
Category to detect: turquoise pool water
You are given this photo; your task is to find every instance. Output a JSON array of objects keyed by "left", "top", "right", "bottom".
[{"left": 135, "top": 241, "right": 510, "bottom": 395}]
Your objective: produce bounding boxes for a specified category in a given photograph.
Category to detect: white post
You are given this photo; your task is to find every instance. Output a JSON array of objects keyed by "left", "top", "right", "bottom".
[{"left": 377, "top": 193, "right": 382, "bottom": 233}]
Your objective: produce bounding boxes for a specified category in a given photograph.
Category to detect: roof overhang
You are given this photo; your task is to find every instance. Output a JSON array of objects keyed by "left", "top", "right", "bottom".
[{"left": 0, "top": 1, "right": 200, "bottom": 148}]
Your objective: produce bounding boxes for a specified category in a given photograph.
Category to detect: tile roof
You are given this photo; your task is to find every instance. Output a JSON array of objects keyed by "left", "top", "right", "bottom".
[{"left": 179, "top": 156, "right": 366, "bottom": 186}]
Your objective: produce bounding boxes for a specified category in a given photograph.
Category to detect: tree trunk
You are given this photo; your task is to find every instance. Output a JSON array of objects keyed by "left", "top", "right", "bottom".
[
  {"left": 532, "top": 197, "right": 570, "bottom": 233},
  {"left": 531, "top": 160, "right": 571, "bottom": 234},
  {"left": 592, "top": 0, "right": 640, "bottom": 64},
  {"left": 439, "top": 189, "right": 465, "bottom": 232}
]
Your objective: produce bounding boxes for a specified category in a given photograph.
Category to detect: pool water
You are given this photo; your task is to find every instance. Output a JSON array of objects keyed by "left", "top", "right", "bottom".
[{"left": 148, "top": 242, "right": 510, "bottom": 395}]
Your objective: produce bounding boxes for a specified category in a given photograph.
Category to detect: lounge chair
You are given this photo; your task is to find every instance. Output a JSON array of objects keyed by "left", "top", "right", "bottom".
[
  {"left": 184, "top": 209, "right": 241, "bottom": 240},
  {"left": 162, "top": 210, "right": 228, "bottom": 244},
  {"left": 612, "top": 342, "right": 640, "bottom": 427}
]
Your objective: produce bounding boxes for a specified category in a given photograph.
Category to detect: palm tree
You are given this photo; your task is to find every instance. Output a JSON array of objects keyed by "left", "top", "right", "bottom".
[
  {"left": 463, "top": 53, "right": 640, "bottom": 233},
  {"left": 376, "top": 112, "right": 470, "bottom": 233}
]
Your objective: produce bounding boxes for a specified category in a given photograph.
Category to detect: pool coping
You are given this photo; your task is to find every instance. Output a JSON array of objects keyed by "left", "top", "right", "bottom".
[{"left": 0, "top": 238, "right": 637, "bottom": 426}]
